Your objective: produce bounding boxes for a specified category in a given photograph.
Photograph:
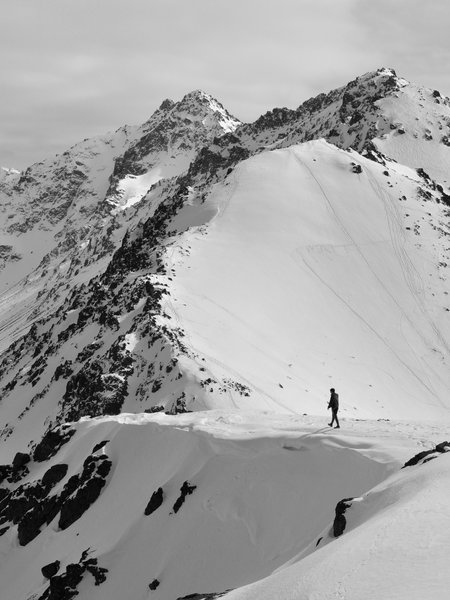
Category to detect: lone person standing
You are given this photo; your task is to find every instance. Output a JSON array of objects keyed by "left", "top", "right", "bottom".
[{"left": 328, "top": 388, "right": 340, "bottom": 428}]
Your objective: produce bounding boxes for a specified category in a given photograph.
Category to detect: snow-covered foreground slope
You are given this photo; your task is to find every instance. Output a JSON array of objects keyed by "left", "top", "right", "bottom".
[
  {"left": 165, "top": 140, "right": 450, "bottom": 420},
  {"left": 0, "top": 411, "right": 447, "bottom": 600},
  {"left": 225, "top": 438, "right": 450, "bottom": 600}
]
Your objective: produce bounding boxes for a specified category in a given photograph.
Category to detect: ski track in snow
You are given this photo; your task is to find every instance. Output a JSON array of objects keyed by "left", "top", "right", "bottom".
[
  {"left": 367, "top": 170, "right": 450, "bottom": 357},
  {"left": 165, "top": 289, "right": 298, "bottom": 414},
  {"left": 291, "top": 150, "right": 444, "bottom": 403}
]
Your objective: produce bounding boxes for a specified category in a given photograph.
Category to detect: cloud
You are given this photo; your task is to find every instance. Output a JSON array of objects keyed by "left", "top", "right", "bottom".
[
  {"left": 1, "top": 0, "right": 448, "bottom": 169},
  {"left": 354, "top": 0, "right": 450, "bottom": 93}
]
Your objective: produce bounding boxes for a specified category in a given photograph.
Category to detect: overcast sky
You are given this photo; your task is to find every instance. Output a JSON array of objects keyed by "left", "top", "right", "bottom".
[{"left": 1, "top": 0, "right": 449, "bottom": 169}]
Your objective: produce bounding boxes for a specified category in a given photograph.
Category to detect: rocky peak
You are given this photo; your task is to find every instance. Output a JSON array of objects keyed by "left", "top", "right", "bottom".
[
  {"left": 106, "top": 90, "right": 241, "bottom": 197},
  {"left": 0, "top": 166, "right": 21, "bottom": 195},
  {"left": 171, "top": 89, "right": 241, "bottom": 133},
  {"left": 158, "top": 98, "right": 175, "bottom": 112}
]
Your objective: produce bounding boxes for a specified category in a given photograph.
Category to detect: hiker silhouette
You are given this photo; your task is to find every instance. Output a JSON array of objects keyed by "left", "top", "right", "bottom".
[{"left": 328, "top": 388, "right": 340, "bottom": 428}]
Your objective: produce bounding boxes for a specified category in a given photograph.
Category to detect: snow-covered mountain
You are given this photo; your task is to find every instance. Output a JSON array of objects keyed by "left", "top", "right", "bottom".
[{"left": 0, "top": 68, "right": 449, "bottom": 600}]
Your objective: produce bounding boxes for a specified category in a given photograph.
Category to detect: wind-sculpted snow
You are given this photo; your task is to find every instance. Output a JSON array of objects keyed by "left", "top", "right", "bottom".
[
  {"left": 223, "top": 438, "right": 450, "bottom": 600},
  {"left": 0, "top": 410, "right": 444, "bottom": 600}
]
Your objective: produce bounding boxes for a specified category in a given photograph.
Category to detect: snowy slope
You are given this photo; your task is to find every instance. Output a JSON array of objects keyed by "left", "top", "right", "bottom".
[
  {"left": 0, "top": 411, "right": 447, "bottom": 600},
  {"left": 163, "top": 140, "right": 450, "bottom": 420},
  {"left": 224, "top": 446, "right": 450, "bottom": 600},
  {"left": 0, "top": 89, "right": 240, "bottom": 348}
]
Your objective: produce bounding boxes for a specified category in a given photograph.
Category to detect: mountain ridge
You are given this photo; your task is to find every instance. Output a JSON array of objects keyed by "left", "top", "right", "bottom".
[{"left": 0, "top": 68, "right": 449, "bottom": 600}]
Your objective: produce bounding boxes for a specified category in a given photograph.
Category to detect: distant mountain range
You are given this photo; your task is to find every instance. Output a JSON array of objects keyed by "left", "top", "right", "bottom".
[{"left": 0, "top": 68, "right": 449, "bottom": 600}]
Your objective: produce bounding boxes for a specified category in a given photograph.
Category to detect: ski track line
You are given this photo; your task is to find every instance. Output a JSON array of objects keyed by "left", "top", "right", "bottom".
[
  {"left": 163, "top": 292, "right": 239, "bottom": 410},
  {"left": 298, "top": 252, "right": 441, "bottom": 402},
  {"left": 291, "top": 151, "right": 443, "bottom": 403},
  {"left": 162, "top": 176, "right": 300, "bottom": 415},
  {"left": 364, "top": 170, "right": 450, "bottom": 392},
  {"left": 366, "top": 170, "right": 450, "bottom": 357},
  {"left": 165, "top": 290, "right": 297, "bottom": 414}
]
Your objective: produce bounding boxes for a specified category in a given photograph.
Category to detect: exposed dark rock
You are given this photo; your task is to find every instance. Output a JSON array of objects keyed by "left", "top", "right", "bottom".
[
  {"left": 12, "top": 452, "right": 30, "bottom": 469},
  {"left": 45, "top": 563, "right": 84, "bottom": 600},
  {"left": 416, "top": 167, "right": 433, "bottom": 184},
  {"left": 333, "top": 497, "right": 354, "bottom": 537},
  {"left": 0, "top": 465, "right": 12, "bottom": 484},
  {"left": 172, "top": 481, "right": 197, "bottom": 514},
  {"left": 61, "top": 358, "right": 128, "bottom": 421},
  {"left": 34, "top": 426, "right": 75, "bottom": 462},
  {"left": 145, "top": 487, "right": 164, "bottom": 516},
  {"left": 76, "top": 342, "right": 103, "bottom": 363},
  {"left": 0, "top": 452, "right": 112, "bottom": 546},
  {"left": 83, "top": 557, "right": 108, "bottom": 585},
  {"left": 17, "top": 493, "right": 62, "bottom": 545},
  {"left": 149, "top": 579, "right": 160, "bottom": 591},
  {"left": 92, "top": 440, "right": 109, "bottom": 453},
  {"left": 0, "top": 452, "right": 32, "bottom": 484},
  {"left": 402, "top": 441, "right": 450, "bottom": 468},
  {"left": 54, "top": 360, "right": 74, "bottom": 381},
  {"left": 145, "top": 405, "right": 164, "bottom": 413},
  {"left": 58, "top": 455, "right": 112, "bottom": 530},
  {"left": 42, "top": 560, "right": 60, "bottom": 579},
  {"left": 352, "top": 164, "right": 363, "bottom": 174},
  {"left": 176, "top": 592, "right": 231, "bottom": 600},
  {"left": 252, "top": 107, "right": 297, "bottom": 132},
  {"left": 38, "top": 553, "right": 108, "bottom": 600},
  {"left": 42, "top": 464, "right": 68, "bottom": 488},
  {"left": 159, "top": 98, "right": 175, "bottom": 111}
]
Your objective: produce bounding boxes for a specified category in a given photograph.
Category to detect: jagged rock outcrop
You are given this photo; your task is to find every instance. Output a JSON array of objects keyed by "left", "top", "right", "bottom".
[
  {"left": 145, "top": 487, "right": 164, "bottom": 516},
  {"left": 37, "top": 550, "right": 107, "bottom": 600},
  {"left": 33, "top": 425, "right": 76, "bottom": 462},
  {"left": 333, "top": 497, "right": 354, "bottom": 537},
  {"left": 172, "top": 481, "right": 197, "bottom": 514},
  {"left": 0, "top": 444, "right": 111, "bottom": 546},
  {"left": 149, "top": 579, "right": 160, "bottom": 591},
  {"left": 402, "top": 441, "right": 450, "bottom": 468},
  {"left": 41, "top": 560, "right": 61, "bottom": 579}
]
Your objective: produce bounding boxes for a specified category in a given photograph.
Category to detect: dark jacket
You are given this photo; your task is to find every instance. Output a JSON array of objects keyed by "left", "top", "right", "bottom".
[{"left": 328, "top": 392, "right": 339, "bottom": 411}]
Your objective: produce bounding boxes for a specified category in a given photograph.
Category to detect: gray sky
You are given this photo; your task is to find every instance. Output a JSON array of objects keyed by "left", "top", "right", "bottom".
[{"left": 1, "top": 0, "right": 449, "bottom": 169}]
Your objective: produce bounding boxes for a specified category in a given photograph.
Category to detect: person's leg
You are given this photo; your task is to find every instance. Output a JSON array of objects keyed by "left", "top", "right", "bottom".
[
  {"left": 334, "top": 411, "right": 340, "bottom": 428},
  {"left": 329, "top": 411, "right": 335, "bottom": 426}
]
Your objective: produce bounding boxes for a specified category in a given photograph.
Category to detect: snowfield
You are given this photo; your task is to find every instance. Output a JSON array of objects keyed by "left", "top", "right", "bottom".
[
  {"left": 0, "top": 411, "right": 448, "bottom": 600},
  {"left": 164, "top": 140, "right": 450, "bottom": 420}
]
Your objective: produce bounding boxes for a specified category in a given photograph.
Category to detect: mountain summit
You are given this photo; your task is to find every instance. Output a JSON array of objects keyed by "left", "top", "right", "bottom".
[{"left": 0, "top": 70, "right": 449, "bottom": 600}]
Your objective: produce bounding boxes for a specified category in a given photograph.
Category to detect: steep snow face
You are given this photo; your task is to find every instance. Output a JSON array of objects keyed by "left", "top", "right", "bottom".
[
  {"left": 164, "top": 140, "right": 450, "bottom": 420},
  {"left": 0, "top": 411, "right": 445, "bottom": 600},
  {"left": 224, "top": 449, "right": 450, "bottom": 600}
]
